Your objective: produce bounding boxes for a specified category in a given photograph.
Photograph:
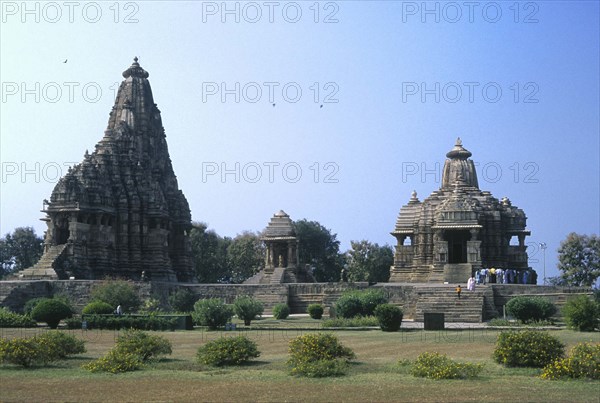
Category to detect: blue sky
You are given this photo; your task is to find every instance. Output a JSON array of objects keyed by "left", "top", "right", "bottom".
[{"left": 1, "top": 1, "right": 599, "bottom": 283}]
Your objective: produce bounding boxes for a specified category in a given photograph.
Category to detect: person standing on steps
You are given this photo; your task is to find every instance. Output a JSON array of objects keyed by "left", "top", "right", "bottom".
[{"left": 455, "top": 285, "right": 462, "bottom": 299}]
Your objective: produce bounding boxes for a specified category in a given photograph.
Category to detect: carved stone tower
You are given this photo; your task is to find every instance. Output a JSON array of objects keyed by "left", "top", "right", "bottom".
[
  {"left": 390, "top": 138, "right": 531, "bottom": 283},
  {"left": 19, "top": 58, "right": 195, "bottom": 282}
]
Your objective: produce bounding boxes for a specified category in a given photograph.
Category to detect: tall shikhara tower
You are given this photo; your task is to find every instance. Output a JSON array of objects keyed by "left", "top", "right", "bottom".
[{"left": 20, "top": 58, "right": 195, "bottom": 282}]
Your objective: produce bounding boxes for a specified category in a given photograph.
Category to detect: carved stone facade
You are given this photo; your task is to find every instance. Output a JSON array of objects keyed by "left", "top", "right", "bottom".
[
  {"left": 390, "top": 139, "right": 531, "bottom": 283},
  {"left": 20, "top": 58, "right": 195, "bottom": 282}
]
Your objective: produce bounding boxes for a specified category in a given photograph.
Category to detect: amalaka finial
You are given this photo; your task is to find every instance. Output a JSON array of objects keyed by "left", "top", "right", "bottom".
[{"left": 122, "top": 57, "right": 149, "bottom": 79}]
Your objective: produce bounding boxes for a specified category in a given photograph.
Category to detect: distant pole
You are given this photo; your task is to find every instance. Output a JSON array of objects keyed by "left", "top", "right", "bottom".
[{"left": 539, "top": 242, "right": 547, "bottom": 285}]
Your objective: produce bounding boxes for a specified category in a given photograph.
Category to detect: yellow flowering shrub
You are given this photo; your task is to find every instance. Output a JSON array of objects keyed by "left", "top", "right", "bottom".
[
  {"left": 493, "top": 330, "right": 565, "bottom": 368},
  {"left": 541, "top": 342, "right": 600, "bottom": 380},
  {"left": 197, "top": 335, "right": 260, "bottom": 366},
  {"left": 82, "top": 348, "right": 142, "bottom": 373},
  {"left": 287, "top": 333, "right": 355, "bottom": 377},
  {"left": 410, "top": 352, "right": 483, "bottom": 380}
]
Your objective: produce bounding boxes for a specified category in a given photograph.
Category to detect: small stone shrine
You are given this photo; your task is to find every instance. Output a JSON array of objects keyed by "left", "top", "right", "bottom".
[
  {"left": 245, "top": 210, "right": 314, "bottom": 283},
  {"left": 390, "top": 138, "right": 531, "bottom": 283},
  {"left": 18, "top": 58, "right": 195, "bottom": 282}
]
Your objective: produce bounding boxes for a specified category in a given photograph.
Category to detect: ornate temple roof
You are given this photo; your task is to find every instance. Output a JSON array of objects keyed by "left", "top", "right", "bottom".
[
  {"left": 262, "top": 210, "right": 296, "bottom": 239},
  {"left": 441, "top": 137, "right": 479, "bottom": 189}
]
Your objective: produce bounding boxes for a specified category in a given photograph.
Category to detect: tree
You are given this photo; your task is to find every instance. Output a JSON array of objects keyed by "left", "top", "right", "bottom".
[
  {"left": 556, "top": 233, "right": 600, "bottom": 287},
  {"left": 227, "top": 231, "right": 264, "bottom": 283},
  {"left": 189, "top": 222, "right": 231, "bottom": 283},
  {"left": 346, "top": 240, "right": 393, "bottom": 283},
  {"left": 0, "top": 227, "right": 43, "bottom": 277},
  {"left": 294, "top": 219, "right": 344, "bottom": 282}
]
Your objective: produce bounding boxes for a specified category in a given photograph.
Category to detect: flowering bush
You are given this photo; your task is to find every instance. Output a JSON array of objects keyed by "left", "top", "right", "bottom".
[
  {"left": 197, "top": 336, "right": 260, "bottom": 366},
  {"left": 307, "top": 304, "right": 324, "bottom": 319},
  {"left": 83, "top": 348, "right": 143, "bottom": 373},
  {"left": 410, "top": 352, "right": 483, "bottom": 379},
  {"left": 322, "top": 316, "right": 379, "bottom": 328},
  {"left": 272, "top": 303, "right": 290, "bottom": 319},
  {"left": 115, "top": 330, "right": 172, "bottom": 362},
  {"left": 288, "top": 333, "right": 355, "bottom": 377},
  {"left": 493, "top": 330, "right": 565, "bottom": 367},
  {"left": 0, "top": 332, "right": 84, "bottom": 367},
  {"left": 541, "top": 342, "right": 600, "bottom": 380},
  {"left": 35, "top": 331, "right": 86, "bottom": 359}
]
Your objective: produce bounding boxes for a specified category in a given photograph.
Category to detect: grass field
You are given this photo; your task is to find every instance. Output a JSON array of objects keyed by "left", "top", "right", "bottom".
[{"left": 1, "top": 324, "right": 598, "bottom": 402}]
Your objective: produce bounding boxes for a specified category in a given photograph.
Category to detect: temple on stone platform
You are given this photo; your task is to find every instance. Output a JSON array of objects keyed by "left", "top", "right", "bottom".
[
  {"left": 390, "top": 138, "right": 531, "bottom": 283},
  {"left": 245, "top": 210, "right": 314, "bottom": 284},
  {"left": 19, "top": 58, "right": 195, "bottom": 282}
]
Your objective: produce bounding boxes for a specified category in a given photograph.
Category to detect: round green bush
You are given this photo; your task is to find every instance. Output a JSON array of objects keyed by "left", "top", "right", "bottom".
[
  {"left": 335, "top": 294, "right": 363, "bottom": 319},
  {"left": 197, "top": 335, "right": 260, "bottom": 366},
  {"left": 31, "top": 299, "right": 73, "bottom": 329},
  {"left": 90, "top": 280, "right": 141, "bottom": 313},
  {"left": 287, "top": 332, "right": 355, "bottom": 377},
  {"left": 36, "top": 331, "right": 86, "bottom": 359},
  {"left": 82, "top": 301, "right": 114, "bottom": 315},
  {"left": 23, "top": 297, "right": 48, "bottom": 316},
  {"left": 374, "top": 304, "right": 403, "bottom": 332},
  {"left": 562, "top": 295, "right": 600, "bottom": 332},
  {"left": 272, "top": 303, "right": 290, "bottom": 320},
  {"left": 505, "top": 296, "right": 556, "bottom": 323},
  {"left": 168, "top": 289, "right": 198, "bottom": 313},
  {"left": 233, "top": 296, "right": 264, "bottom": 326},
  {"left": 493, "top": 330, "right": 565, "bottom": 367},
  {"left": 193, "top": 298, "right": 233, "bottom": 329},
  {"left": 307, "top": 304, "right": 324, "bottom": 319},
  {"left": 335, "top": 289, "right": 388, "bottom": 319}
]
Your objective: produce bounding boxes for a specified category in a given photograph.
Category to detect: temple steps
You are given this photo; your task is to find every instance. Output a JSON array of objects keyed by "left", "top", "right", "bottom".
[
  {"left": 413, "top": 286, "right": 484, "bottom": 322},
  {"left": 14, "top": 244, "right": 68, "bottom": 280}
]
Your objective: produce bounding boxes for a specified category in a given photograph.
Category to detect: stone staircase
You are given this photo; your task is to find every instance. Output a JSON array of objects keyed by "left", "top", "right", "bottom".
[
  {"left": 16, "top": 244, "right": 68, "bottom": 280},
  {"left": 413, "top": 285, "right": 484, "bottom": 323}
]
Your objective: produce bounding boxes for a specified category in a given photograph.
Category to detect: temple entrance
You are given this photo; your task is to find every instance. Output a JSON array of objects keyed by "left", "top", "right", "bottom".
[{"left": 445, "top": 230, "right": 471, "bottom": 263}]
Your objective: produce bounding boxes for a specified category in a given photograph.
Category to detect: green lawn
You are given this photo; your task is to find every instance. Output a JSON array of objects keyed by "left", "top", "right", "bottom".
[{"left": 1, "top": 327, "right": 598, "bottom": 402}]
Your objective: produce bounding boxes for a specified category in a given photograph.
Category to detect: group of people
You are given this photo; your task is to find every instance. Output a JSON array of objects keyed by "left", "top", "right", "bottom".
[{"left": 474, "top": 268, "right": 536, "bottom": 285}]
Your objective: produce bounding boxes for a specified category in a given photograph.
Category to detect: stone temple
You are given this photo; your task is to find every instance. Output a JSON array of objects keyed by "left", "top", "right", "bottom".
[
  {"left": 19, "top": 58, "right": 195, "bottom": 282},
  {"left": 390, "top": 139, "right": 531, "bottom": 283}
]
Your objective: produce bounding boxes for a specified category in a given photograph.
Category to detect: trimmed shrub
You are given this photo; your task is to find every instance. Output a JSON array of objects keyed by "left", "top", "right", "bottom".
[
  {"left": 493, "top": 330, "right": 565, "bottom": 367},
  {"left": 36, "top": 331, "right": 86, "bottom": 359},
  {"left": 307, "top": 304, "right": 324, "bottom": 319},
  {"left": 169, "top": 289, "right": 198, "bottom": 313},
  {"left": 83, "top": 348, "right": 143, "bottom": 373},
  {"left": 67, "top": 315, "right": 178, "bottom": 331},
  {"left": 322, "top": 316, "right": 379, "bottom": 328},
  {"left": 410, "top": 352, "right": 483, "bottom": 379},
  {"left": 31, "top": 299, "right": 73, "bottom": 329},
  {"left": 91, "top": 280, "right": 141, "bottom": 313},
  {"left": 193, "top": 298, "right": 233, "bottom": 330},
  {"left": 115, "top": 330, "right": 172, "bottom": 362},
  {"left": 233, "top": 296, "right": 264, "bottom": 326},
  {"left": 272, "top": 303, "right": 290, "bottom": 320},
  {"left": 0, "top": 307, "right": 36, "bottom": 328},
  {"left": 505, "top": 296, "right": 557, "bottom": 323},
  {"left": 562, "top": 295, "right": 600, "bottom": 332},
  {"left": 374, "top": 304, "right": 403, "bottom": 332},
  {"left": 197, "top": 335, "right": 260, "bottom": 366},
  {"left": 541, "top": 342, "right": 600, "bottom": 380},
  {"left": 82, "top": 301, "right": 114, "bottom": 315},
  {"left": 335, "top": 289, "right": 388, "bottom": 318},
  {"left": 288, "top": 333, "right": 355, "bottom": 377},
  {"left": 23, "top": 297, "right": 48, "bottom": 316}
]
